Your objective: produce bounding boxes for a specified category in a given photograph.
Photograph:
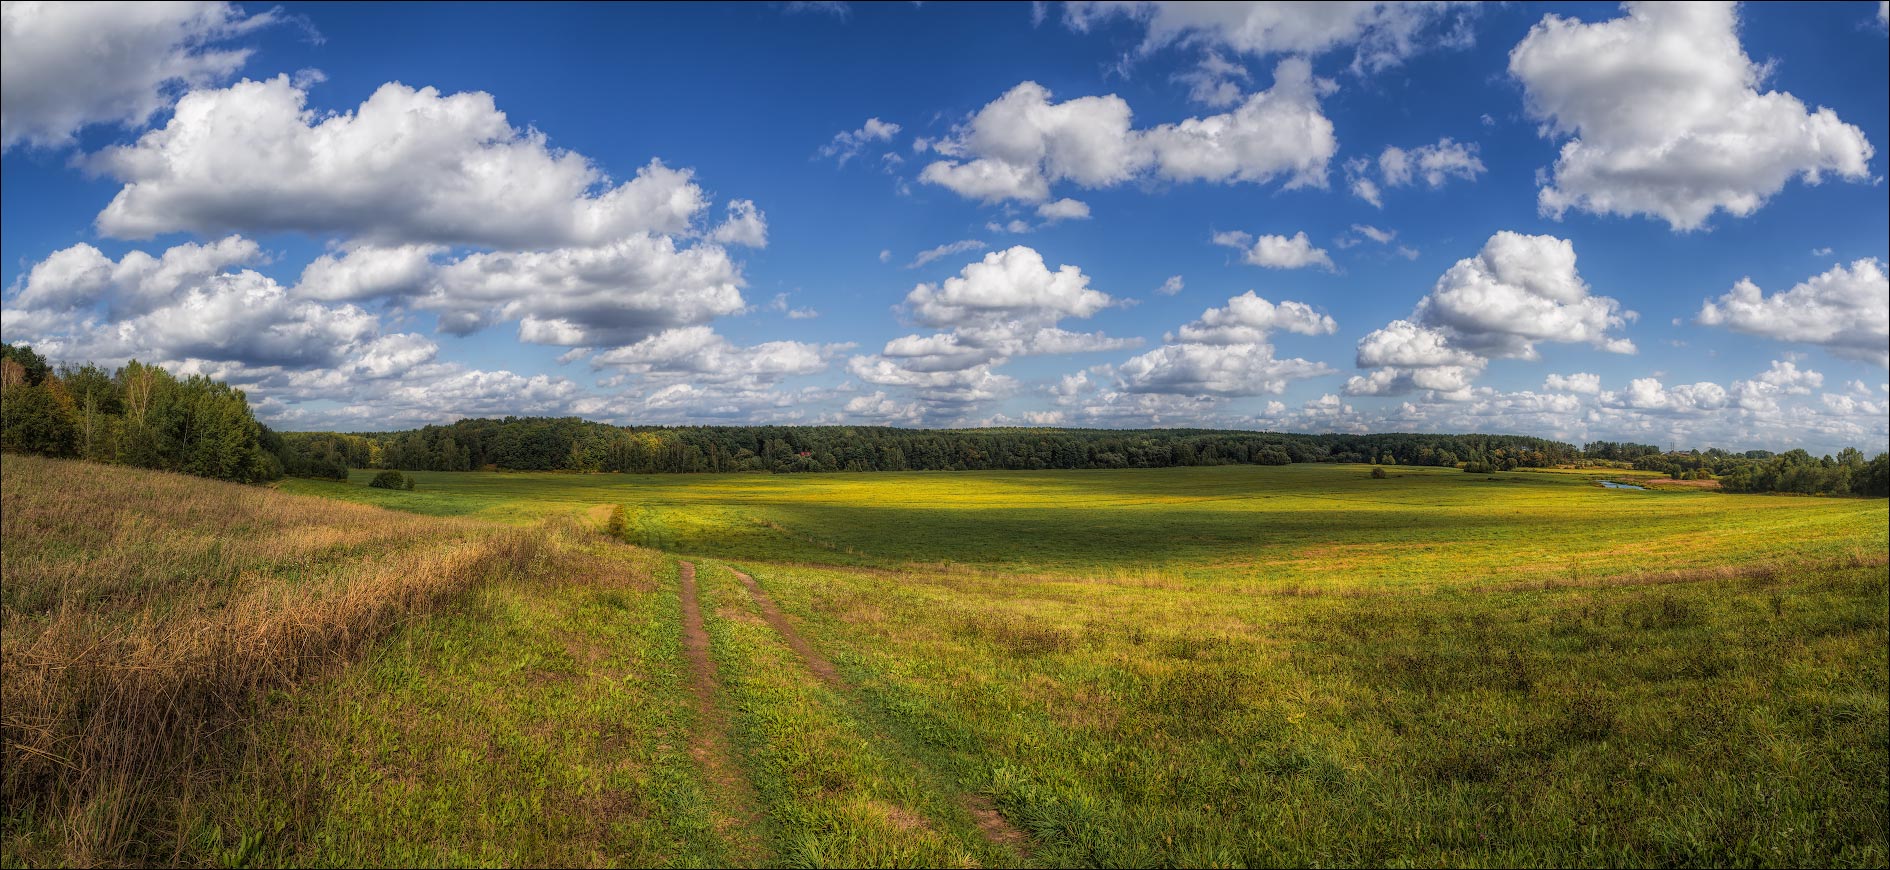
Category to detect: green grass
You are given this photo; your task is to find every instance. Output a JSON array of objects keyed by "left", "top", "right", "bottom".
[
  {"left": 292, "top": 464, "right": 1886, "bottom": 589},
  {"left": 15, "top": 461, "right": 1883, "bottom": 866},
  {"left": 179, "top": 538, "right": 736, "bottom": 868},
  {"left": 728, "top": 558, "right": 1886, "bottom": 866}
]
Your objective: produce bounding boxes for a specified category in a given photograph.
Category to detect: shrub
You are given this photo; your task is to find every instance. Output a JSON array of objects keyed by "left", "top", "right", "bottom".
[
  {"left": 606, "top": 504, "right": 627, "bottom": 538},
  {"left": 369, "top": 470, "right": 414, "bottom": 490},
  {"left": 1463, "top": 461, "right": 1497, "bottom": 474},
  {"left": 1371, "top": 466, "right": 1388, "bottom": 479}
]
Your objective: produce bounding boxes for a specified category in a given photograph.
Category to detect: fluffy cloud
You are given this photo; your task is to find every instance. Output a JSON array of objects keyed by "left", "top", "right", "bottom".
[
  {"left": 421, "top": 235, "right": 746, "bottom": 346},
  {"left": 1138, "top": 58, "right": 1337, "bottom": 187},
  {"left": 88, "top": 76, "right": 712, "bottom": 248},
  {"left": 1156, "top": 275, "right": 1185, "bottom": 296},
  {"left": 1062, "top": 1, "right": 1478, "bottom": 74},
  {"left": 1167, "top": 291, "right": 1337, "bottom": 344},
  {"left": 842, "top": 390, "right": 924, "bottom": 425},
  {"left": 1544, "top": 372, "right": 1600, "bottom": 394},
  {"left": 1602, "top": 377, "right": 1731, "bottom": 414},
  {"left": 1343, "top": 364, "right": 1480, "bottom": 398},
  {"left": 1355, "top": 319, "right": 1480, "bottom": 369},
  {"left": 8, "top": 236, "right": 264, "bottom": 318},
  {"left": 591, "top": 326, "right": 845, "bottom": 388},
  {"left": 709, "top": 199, "right": 769, "bottom": 248},
  {"left": 293, "top": 244, "right": 442, "bottom": 302},
  {"left": 1416, "top": 231, "right": 1634, "bottom": 359},
  {"left": 1348, "top": 232, "right": 1631, "bottom": 398},
  {"left": 1346, "top": 318, "right": 1485, "bottom": 398},
  {"left": 1212, "top": 229, "right": 1334, "bottom": 270},
  {"left": 919, "top": 58, "right": 1336, "bottom": 203},
  {"left": 1, "top": 242, "right": 430, "bottom": 379},
  {"left": 919, "top": 81, "right": 1138, "bottom": 202},
  {"left": 848, "top": 246, "right": 1135, "bottom": 419},
  {"left": 847, "top": 358, "right": 1017, "bottom": 410},
  {"left": 1111, "top": 290, "right": 1336, "bottom": 397},
  {"left": 820, "top": 117, "right": 900, "bottom": 164},
  {"left": 1697, "top": 259, "right": 1889, "bottom": 366},
  {"left": 1510, "top": 1, "right": 1874, "bottom": 230},
  {"left": 346, "top": 367, "right": 585, "bottom": 427},
  {"left": 1378, "top": 138, "right": 1484, "bottom": 188},
  {"left": 1116, "top": 343, "right": 1333, "bottom": 397},
  {"left": 1, "top": 1, "right": 276, "bottom": 149},
  {"left": 1036, "top": 198, "right": 1092, "bottom": 223},
  {"left": 905, "top": 245, "right": 1116, "bottom": 328}
]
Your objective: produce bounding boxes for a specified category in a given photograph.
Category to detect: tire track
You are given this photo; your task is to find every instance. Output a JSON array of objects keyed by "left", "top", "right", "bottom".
[
  {"left": 676, "top": 561, "right": 767, "bottom": 864},
  {"left": 727, "top": 566, "right": 1032, "bottom": 856}
]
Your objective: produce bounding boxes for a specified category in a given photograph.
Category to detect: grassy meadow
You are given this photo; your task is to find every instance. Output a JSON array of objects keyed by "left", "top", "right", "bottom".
[{"left": 4, "top": 457, "right": 1885, "bottom": 866}]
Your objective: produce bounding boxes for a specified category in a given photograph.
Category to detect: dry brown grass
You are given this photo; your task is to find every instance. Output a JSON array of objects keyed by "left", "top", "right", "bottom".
[{"left": 1, "top": 455, "right": 546, "bottom": 866}]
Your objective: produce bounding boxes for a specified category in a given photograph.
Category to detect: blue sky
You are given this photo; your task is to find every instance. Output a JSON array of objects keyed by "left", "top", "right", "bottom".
[{"left": 2, "top": 1, "right": 1886, "bottom": 452}]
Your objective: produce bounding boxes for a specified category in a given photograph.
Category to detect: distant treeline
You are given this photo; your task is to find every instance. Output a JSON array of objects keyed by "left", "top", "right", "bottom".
[
  {"left": 1, "top": 344, "right": 280, "bottom": 483},
  {"left": 281, "top": 416, "right": 1584, "bottom": 478},
  {"left": 5, "top": 342, "right": 1884, "bottom": 497},
  {"left": 1626, "top": 447, "right": 1890, "bottom": 497}
]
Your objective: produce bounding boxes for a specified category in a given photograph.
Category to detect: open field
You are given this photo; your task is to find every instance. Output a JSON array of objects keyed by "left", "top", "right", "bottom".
[
  {"left": 5, "top": 458, "right": 1886, "bottom": 866},
  {"left": 283, "top": 463, "right": 1887, "bottom": 588}
]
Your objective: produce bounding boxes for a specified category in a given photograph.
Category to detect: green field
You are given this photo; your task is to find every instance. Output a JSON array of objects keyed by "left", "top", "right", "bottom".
[
  {"left": 8, "top": 461, "right": 1886, "bottom": 866},
  {"left": 286, "top": 464, "right": 1885, "bottom": 588}
]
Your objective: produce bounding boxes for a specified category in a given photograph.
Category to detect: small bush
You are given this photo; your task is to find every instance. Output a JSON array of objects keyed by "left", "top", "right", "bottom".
[
  {"left": 606, "top": 504, "right": 627, "bottom": 538},
  {"left": 1463, "top": 461, "right": 1497, "bottom": 474},
  {"left": 369, "top": 470, "right": 414, "bottom": 490},
  {"left": 1371, "top": 466, "right": 1388, "bottom": 479}
]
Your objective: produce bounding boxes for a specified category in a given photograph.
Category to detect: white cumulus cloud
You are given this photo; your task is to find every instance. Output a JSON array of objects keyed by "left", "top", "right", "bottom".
[
  {"left": 1, "top": 0, "right": 278, "bottom": 150},
  {"left": 1698, "top": 258, "right": 1890, "bottom": 365},
  {"left": 919, "top": 58, "right": 1336, "bottom": 203},
  {"left": 1510, "top": 1, "right": 1874, "bottom": 230},
  {"left": 88, "top": 75, "right": 714, "bottom": 248},
  {"left": 1213, "top": 229, "right": 1334, "bottom": 270}
]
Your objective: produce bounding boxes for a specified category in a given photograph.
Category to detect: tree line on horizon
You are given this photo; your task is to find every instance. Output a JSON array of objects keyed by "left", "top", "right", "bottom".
[{"left": 3, "top": 343, "right": 1885, "bottom": 497}]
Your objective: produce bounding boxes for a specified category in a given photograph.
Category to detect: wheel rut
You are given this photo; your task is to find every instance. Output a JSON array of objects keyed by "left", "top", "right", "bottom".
[
  {"left": 727, "top": 566, "right": 1033, "bottom": 857},
  {"left": 676, "top": 560, "right": 767, "bottom": 864}
]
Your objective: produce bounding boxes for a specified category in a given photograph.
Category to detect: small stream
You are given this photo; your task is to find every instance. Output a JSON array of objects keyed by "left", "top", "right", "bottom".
[{"left": 1599, "top": 480, "right": 1646, "bottom": 490}]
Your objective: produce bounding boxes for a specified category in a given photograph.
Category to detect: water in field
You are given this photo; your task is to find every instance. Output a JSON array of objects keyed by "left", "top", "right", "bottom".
[{"left": 1599, "top": 480, "right": 1646, "bottom": 490}]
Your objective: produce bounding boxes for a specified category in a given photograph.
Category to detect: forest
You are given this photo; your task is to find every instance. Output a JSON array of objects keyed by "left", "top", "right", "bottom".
[
  {"left": 0, "top": 344, "right": 279, "bottom": 483},
  {"left": 3, "top": 343, "right": 1884, "bottom": 496},
  {"left": 288, "top": 415, "right": 1584, "bottom": 477}
]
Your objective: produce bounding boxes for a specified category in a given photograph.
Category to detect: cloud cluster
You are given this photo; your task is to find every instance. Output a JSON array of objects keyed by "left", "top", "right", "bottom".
[
  {"left": 920, "top": 58, "right": 1336, "bottom": 203},
  {"left": 1510, "top": 1, "right": 1873, "bottom": 230},
  {"left": 0, "top": 68, "right": 815, "bottom": 428},
  {"left": 422, "top": 236, "right": 747, "bottom": 346},
  {"left": 88, "top": 76, "right": 724, "bottom": 248},
  {"left": 1062, "top": 1, "right": 1478, "bottom": 74},
  {"left": 849, "top": 246, "right": 1137, "bottom": 419},
  {"left": 0, "top": 236, "right": 430, "bottom": 381},
  {"left": 1, "top": 0, "right": 278, "bottom": 150},
  {"left": 1698, "top": 259, "right": 1889, "bottom": 366},
  {"left": 1112, "top": 290, "right": 1336, "bottom": 397},
  {"left": 1347, "top": 137, "right": 1485, "bottom": 206},
  {"left": 591, "top": 326, "right": 849, "bottom": 391},
  {"left": 1349, "top": 231, "right": 1634, "bottom": 398}
]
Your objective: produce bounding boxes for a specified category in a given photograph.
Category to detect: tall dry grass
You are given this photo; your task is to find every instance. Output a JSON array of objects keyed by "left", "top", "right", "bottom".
[{"left": 1, "top": 455, "right": 546, "bottom": 865}]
